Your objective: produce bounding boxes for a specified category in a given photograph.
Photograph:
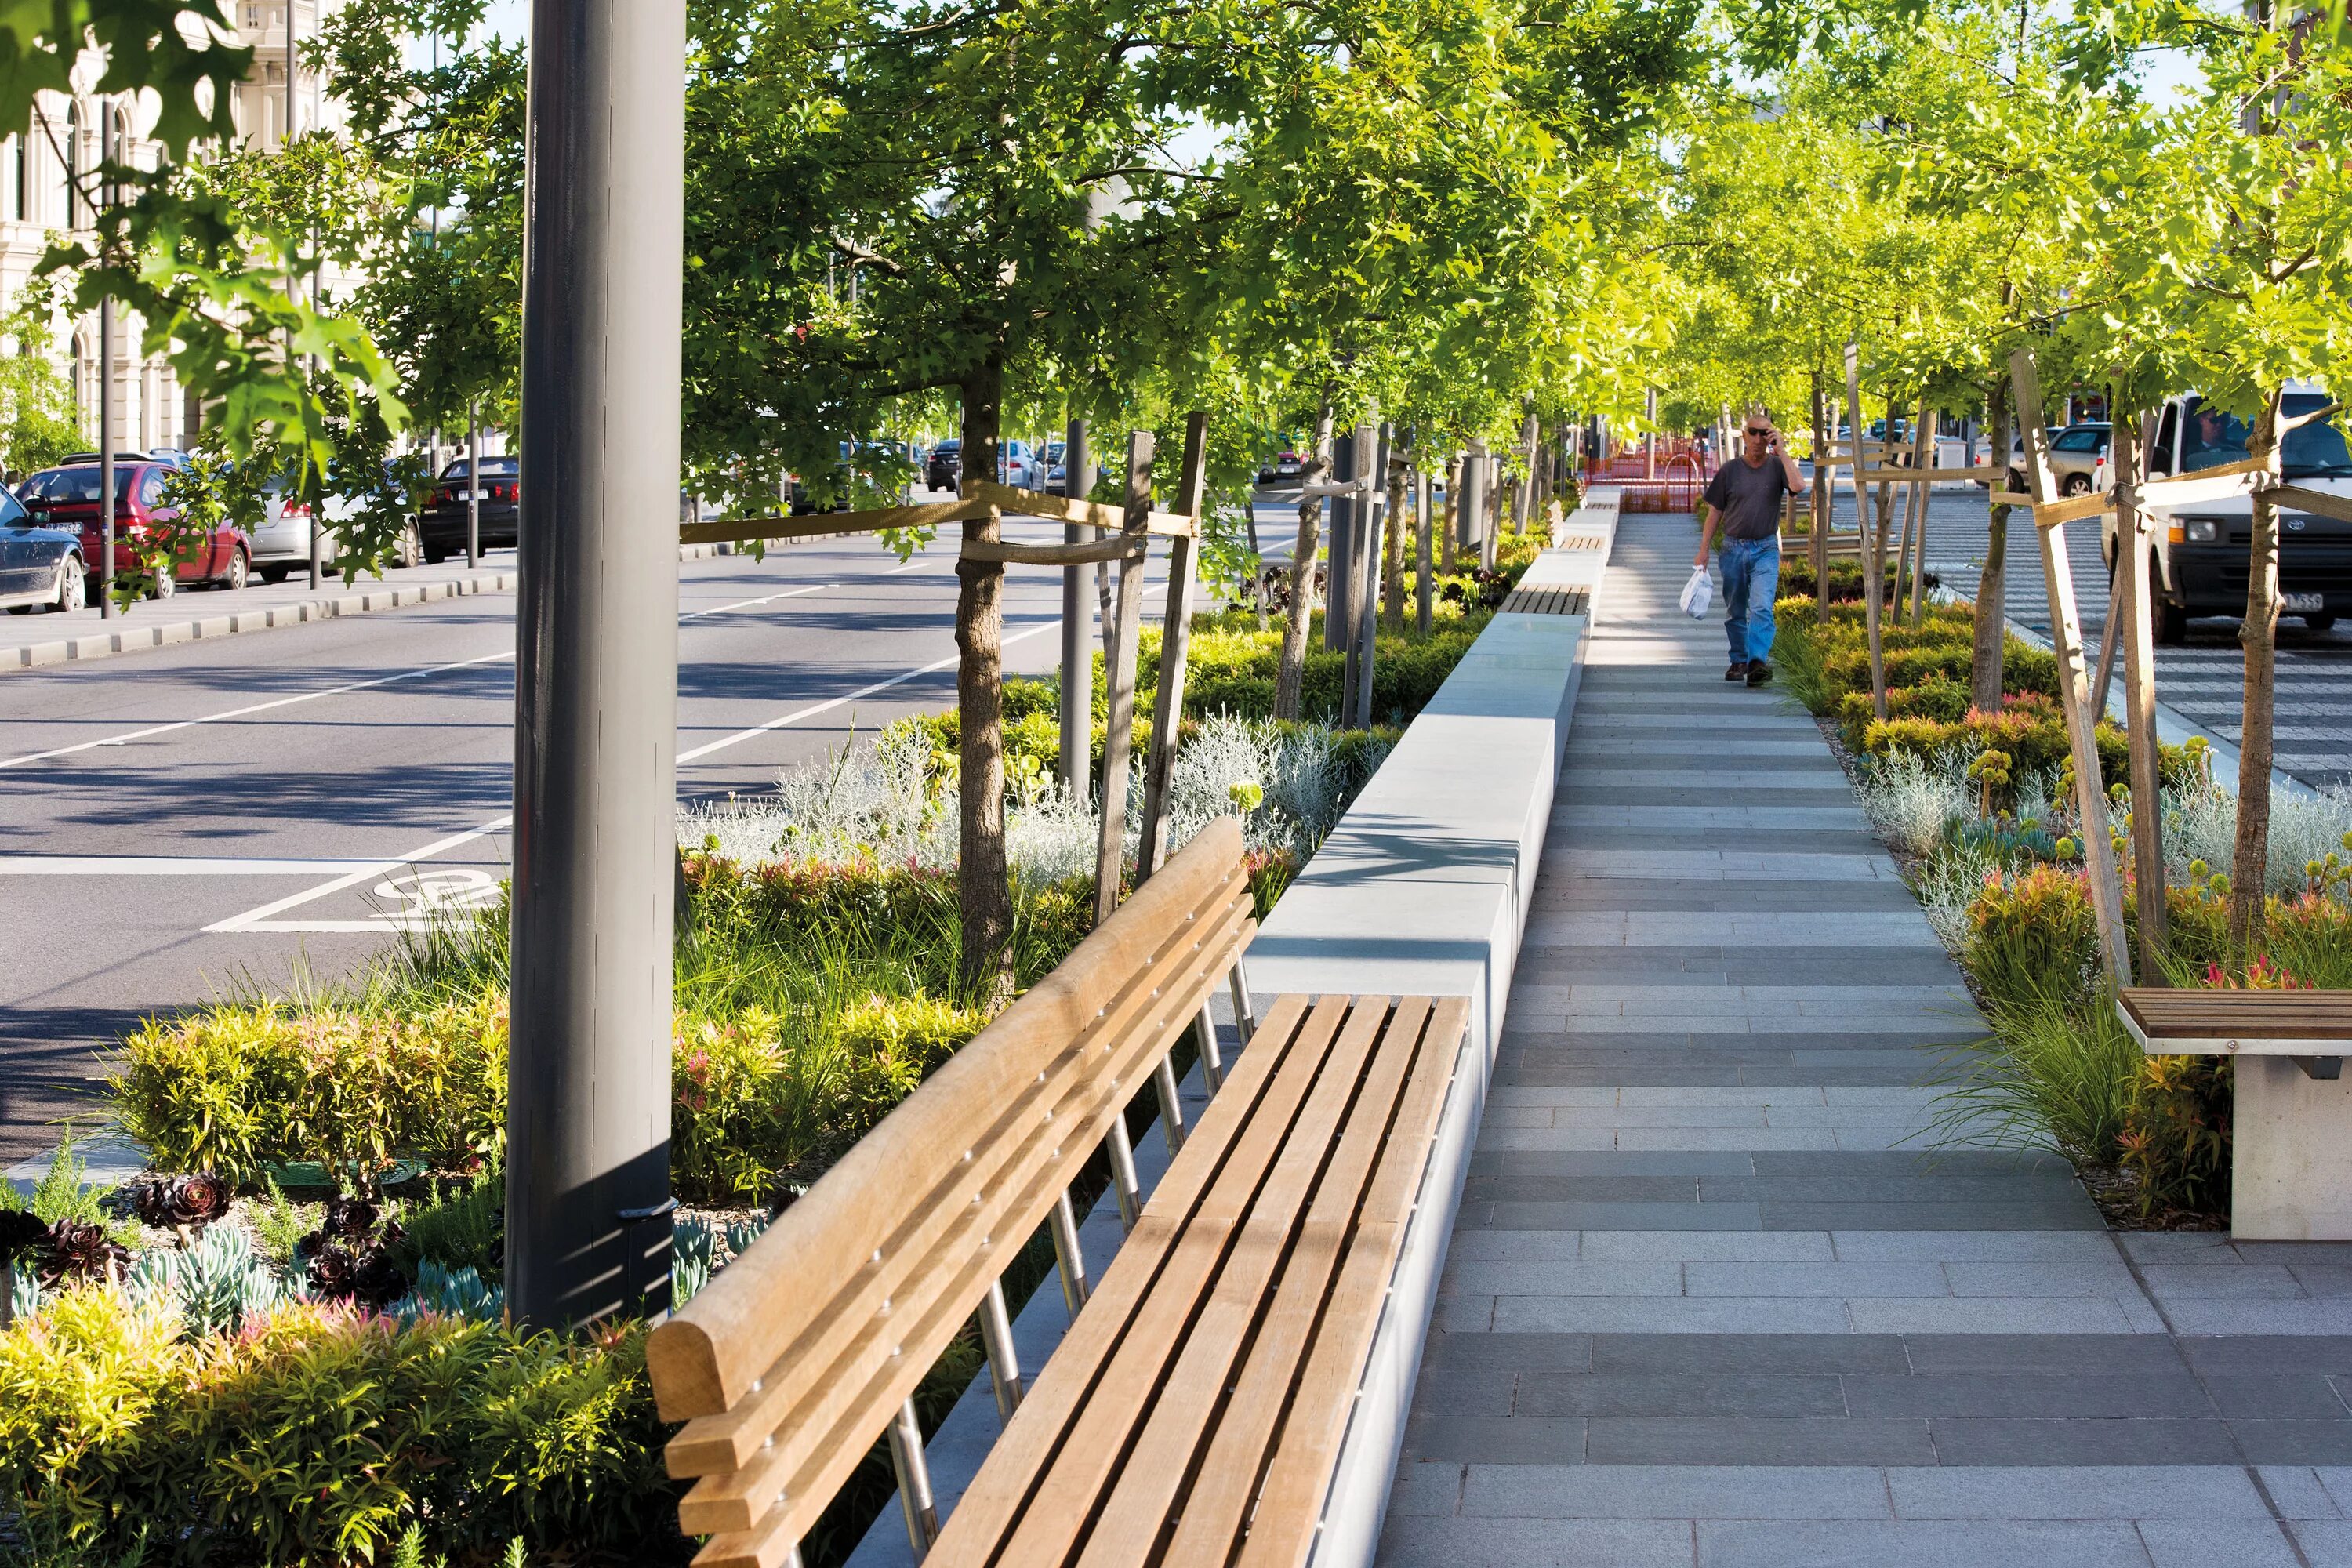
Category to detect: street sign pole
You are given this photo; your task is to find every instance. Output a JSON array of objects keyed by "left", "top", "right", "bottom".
[
  {"left": 507, "top": 0, "right": 686, "bottom": 1328},
  {"left": 466, "top": 402, "right": 481, "bottom": 568},
  {"left": 1058, "top": 418, "right": 1092, "bottom": 795}
]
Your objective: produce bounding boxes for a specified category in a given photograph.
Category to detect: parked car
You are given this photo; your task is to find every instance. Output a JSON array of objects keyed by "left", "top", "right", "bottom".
[
  {"left": 999, "top": 439, "right": 1042, "bottom": 488},
  {"left": 2042, "top": 422, "right": 2112, "bottom": 495},
  {"left": 246, "top": 478, "right": 342, "bottom": 582},
  {"left": 417, "top": 455, "right": 519, "bottom": 563},
  {"left": 2120, "top": 385, "right": 2352, "bottom": 639},
  {"left": 1258, "top": 451, "right": 1305, "bottom": 483},
  {"left": 0, "top": 489, "right": 84, "bottom": 613},
  {"left": 2004, "top": 427, "right": 2068, "bottom": 493},
  {"left": 926, "top": 438, "right": 962, "bottom": 490},
  {"left": 16, "top": 460, "right": 247, "bottom": 596}
]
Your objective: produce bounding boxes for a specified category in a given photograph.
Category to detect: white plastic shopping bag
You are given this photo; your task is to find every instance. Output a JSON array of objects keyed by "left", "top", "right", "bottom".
[{"left": 1679, "top": 565, "right": 1714, "bottom": 619}]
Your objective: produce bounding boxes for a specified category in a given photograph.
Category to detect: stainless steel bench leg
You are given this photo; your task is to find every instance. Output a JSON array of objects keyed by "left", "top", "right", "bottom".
[
  {"left": 1105, "top": 1115, "right": 1143, "bottom": 1232},
  {"left": 979, "top": 1276, "right": 1025, "bottom": 1422},
  {"left": 887, "top": 1396, "right": 940, "bottom": 1555},
  {"left": 1229, "top": 957, "right": 1258, "bottom": 1044},
  {"left": 1153, "top": 1053, "right": 1188, "bottom": 1153},
  {"left": 1195, "top": 1000, "right": 1225, "bottom": 1093},
  {"left": 1050, "top": 1188, "right": 1091, "bottom": 1311}
]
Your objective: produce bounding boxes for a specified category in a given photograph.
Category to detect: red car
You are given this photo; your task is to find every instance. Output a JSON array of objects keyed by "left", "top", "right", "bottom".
[{"left": 16, "top": 461, "right": 250, "bottom": 597}]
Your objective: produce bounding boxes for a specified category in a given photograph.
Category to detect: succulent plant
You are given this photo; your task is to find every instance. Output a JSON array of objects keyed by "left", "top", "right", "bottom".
[
  {"left": 304, "top": 1239, "right": 358, "bottom": 1296},
  {"left": 41, "top": 1218, "right": 130, "bottom": 1284},
  {"left": 129, "top": 1172, "right": 233, "bottom": 1229},
  {"left": 322, "top": 1194, "right": 380, "bottom": 1240},
  {"left": 0, "top": 1209, "right": 48, "bottom": 1262}
]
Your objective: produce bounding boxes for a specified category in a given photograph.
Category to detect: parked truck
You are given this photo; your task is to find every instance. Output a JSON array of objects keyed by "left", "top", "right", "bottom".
[{"left": 2107, "top": 382, "right": 2352, "bottom": 642}]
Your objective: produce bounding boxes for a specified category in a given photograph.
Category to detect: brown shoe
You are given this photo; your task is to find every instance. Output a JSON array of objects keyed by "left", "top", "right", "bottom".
[
  {"left": 1725, "top": 661, "right": 1750, "bottom": 681},
  {"left": 1746, "top": 662, "right": 1773, "bottom": 687}
]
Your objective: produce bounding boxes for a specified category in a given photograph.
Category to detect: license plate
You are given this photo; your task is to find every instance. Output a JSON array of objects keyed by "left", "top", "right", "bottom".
[{"left": 2284, "top": 592, "right": 2325, "bottom": 613}]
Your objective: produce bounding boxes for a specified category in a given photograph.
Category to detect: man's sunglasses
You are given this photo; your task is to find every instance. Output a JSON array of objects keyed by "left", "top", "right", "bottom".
[{"left": 1743, "top": 427, "right": 1772, "bottom": 438}]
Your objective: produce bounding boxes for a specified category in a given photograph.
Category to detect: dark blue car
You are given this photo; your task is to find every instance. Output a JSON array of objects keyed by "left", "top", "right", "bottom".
[{"left": 0, "top": 488, "right": 85, "bottom": 615}]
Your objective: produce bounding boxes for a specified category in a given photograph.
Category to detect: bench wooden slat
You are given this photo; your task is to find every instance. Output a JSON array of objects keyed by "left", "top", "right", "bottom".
[
  {"left": 1143, "top": 996, "right": 1439, "bottom": 1566},
  {"left": 676, "top": 891, "right": 1260, "bottom": 1540},
  {"left": 2120, "top": 986, "right": 2352, "bottom": 1048},
  {"left": 1069, "top": 998, "right": 1416, "bottom": 1565},
  {"left": 926, "top": 993, "right": 1359, "bottom": 1563},
  {"left": 1238, "top": 996, "right": 1468, "bottom": 1568},
  {"left": 668, "top": 881, "right": 1255, "bottom": 1474}
]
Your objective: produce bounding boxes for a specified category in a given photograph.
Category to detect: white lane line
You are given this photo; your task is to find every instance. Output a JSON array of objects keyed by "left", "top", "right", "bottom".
[
  {"left": 682, "top": 583, "right": 833, "bottom": 620},
  {"left": 205, "top": 816, "right": 514, "bottom": 932},
  {"left": 214, "top": 618, "right": 1062, "bottom": 933},
  {"left": 0, "top": 648, "right": 517, "bottom": 771},
  {"left": 0, "top": 855, "right": 390, "bottom": 875}
]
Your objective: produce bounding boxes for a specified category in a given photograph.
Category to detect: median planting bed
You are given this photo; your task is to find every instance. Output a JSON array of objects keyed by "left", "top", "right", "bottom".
[{"left": 1775, "top": 593, "right": 2352, "bottom": 1225}]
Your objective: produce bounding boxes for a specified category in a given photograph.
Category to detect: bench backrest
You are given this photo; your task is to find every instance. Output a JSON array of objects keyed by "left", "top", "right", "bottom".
[{"left": 644, "top": 816, "right": 1258, "bottom": 1554}]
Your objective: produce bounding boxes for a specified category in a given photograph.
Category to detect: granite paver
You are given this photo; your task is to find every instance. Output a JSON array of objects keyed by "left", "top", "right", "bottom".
[{"left": 1377, "top": 514, "right": 2352, "bottom": 1567}]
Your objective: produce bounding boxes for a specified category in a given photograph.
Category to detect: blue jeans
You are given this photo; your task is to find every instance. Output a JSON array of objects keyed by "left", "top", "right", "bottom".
[{"left": 1719, "top": 535, "right": 1779, "bottom": 664}]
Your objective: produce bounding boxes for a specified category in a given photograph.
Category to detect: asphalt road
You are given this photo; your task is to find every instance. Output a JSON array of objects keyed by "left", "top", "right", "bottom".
[{"left": 0, "top": 510, "right": 1188, "bottom": 1162}]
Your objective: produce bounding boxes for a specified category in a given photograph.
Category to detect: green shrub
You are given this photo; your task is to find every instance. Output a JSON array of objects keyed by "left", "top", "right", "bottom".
[
  {"left": 1966, "top": 864, "right": 2097, "bottom": 1010},
  {"left": 0, "top": 1290, "right": 681, "bottom": 1563},
  {"left": 392, "top": 1167, "right": 505, "bottom": 1282},
  {"left": 115, "top": 995, "right": 508, "bottom": 1186},
  {"left": 673, "top": 993, "right": 989, "bottom": 1201},
  {"left": 1926, "top": 988, "right": 2140, "bottom": 1169},
  {"left": 2121, "top": 1054, "right": 2231, "bottom": 1218}
]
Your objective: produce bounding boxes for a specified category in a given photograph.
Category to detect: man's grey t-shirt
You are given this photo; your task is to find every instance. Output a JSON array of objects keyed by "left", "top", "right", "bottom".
[{"left": 1703, "top": 455, "right": 1794, "bottom": 542}]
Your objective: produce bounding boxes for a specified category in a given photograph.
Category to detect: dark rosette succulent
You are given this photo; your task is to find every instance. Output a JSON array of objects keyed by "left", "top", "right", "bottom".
[
  {"left": 130, "top": 1172, "right": 232, "bottom": 1229},
  {"left": 305, "top": 1240, "right": 358, "bottom": 1296},
  {"left": 41, "top": 1218, "right": 130, "bottom": 1283},
  {"left": 323, "top": 1195, "right": 379, "bottom": 1240},
  {"left": 0, "top": 1209, "right": 47, "bottom": 1262},
  {"left": 350, "top": 1249, "right": 408, "bottom": 1310}
]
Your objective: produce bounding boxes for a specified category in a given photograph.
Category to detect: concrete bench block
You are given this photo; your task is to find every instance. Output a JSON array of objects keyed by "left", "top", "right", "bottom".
[{"left": 2234, "top": 1059, "right": 2352, "bottom": 1240}]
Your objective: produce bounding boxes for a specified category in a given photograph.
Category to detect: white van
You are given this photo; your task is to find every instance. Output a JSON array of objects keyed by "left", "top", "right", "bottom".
[{"left": 2107, "top": 381, "right": 2350, "bottom": 641}]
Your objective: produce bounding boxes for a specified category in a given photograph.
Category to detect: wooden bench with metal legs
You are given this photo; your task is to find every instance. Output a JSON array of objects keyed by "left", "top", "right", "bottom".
[
  {"left": 646, "top": 815, "right": 1471, "bottom": 1566},
  {"left": 2118, "top": 988, "right": 2352, "bottom": 1240}
]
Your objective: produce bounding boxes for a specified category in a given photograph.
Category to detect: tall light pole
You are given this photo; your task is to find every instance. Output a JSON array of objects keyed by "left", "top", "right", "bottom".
[
  {"left": 286, "top": 0, "right": 319, "bottom": 591},
  {"left": 506, "top": 0, "right": 686, "bottom": 1327},
  {"left": 97, "top": 105, "right": 114, "bottom": 619}
]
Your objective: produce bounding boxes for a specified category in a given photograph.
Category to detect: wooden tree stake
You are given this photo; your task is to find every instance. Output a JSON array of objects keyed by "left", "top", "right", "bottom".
[
  {"left": 1842, "top": 343, "right": 1889, "bottom": 721},
  {"left": 2010, "top": 348, "right": 2132, "bottom": 990},
  {"left": 2113, "top": 408, "right": 2168, "bottom": 976},
  {"left": 1093, "top": 430, "right": 1156, "bottom": 923},
  {"left": 1135, "top": 412, "right": 1210, "bottom": 885}
]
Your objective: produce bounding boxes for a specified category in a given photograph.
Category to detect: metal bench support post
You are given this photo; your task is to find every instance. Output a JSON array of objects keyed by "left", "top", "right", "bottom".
[
  {"left": 1229, "top": 958, "right": 1258, "bottom": 1044},
  {"left": 979, "top": 1277, "right": 1025, "bottom": 1421},
  {"left": 1050, "top": 1189, "right": 1091, "bottom": 1311},
  {"left": 1153, "top": 1054, "right": 1188, "bottom": 1153},
  {"left": 887, "top": 1396, "right": 941, "bottom": 1555},
  {"left": 1105, "top": 1116, "right": 1144, "bottom": 1232},
  {"left": 1194, "top": 1001, "right": 1225, "bottom": 1092}
]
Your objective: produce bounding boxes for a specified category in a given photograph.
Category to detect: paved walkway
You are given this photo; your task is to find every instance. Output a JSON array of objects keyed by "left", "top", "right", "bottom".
[{"left": 1381, "top": 515, "right": 2352, "bottom": 1567}]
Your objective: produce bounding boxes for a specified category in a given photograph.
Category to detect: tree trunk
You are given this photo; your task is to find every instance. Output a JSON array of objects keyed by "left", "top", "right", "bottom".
[
  {"left": 1381, "top": 448, "right": 1406, "bottom": 630},
  {"left": 1809, "top": 372, "right": 1829, "bottom": 624},
  {"left": 2230, "top": 387, "right": 2285, "bottom": 949},
  {"left": 1440, "top": 452, "right": 1459, "bottom": 574},
  {"left": 2114, "top": 410, "right": 2167, "bottom": 977},
  {"left": 955, "top": 357, "right": 1011, "bottom": 994},
  {"left": 1972, "top": 379, "right": 2011, "bottom": 712},
  {"left": 1274, "top": 399, "right": 1334, "bottom": 723}
]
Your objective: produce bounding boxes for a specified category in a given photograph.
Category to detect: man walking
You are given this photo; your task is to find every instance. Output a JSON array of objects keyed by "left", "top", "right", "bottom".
[{"left": 1696, "top": 411, "right": 1807, "bottom": 686}]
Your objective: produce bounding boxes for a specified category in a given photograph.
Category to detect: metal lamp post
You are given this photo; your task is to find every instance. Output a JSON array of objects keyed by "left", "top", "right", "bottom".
[{"left": 506, "top": 0, "right": 687, "bottom": 1328}]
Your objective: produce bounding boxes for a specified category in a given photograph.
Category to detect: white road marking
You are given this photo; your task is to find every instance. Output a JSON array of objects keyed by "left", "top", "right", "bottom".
[
  {"left": 213, "top": 618, "right": 1062, "bottom": 933},
  {"left": 681, "top": 583, "right": 833, "bottom": 620},
  {"left": 0, "top": 855, "right": 390, "bottom": 875},
  {"left": 0, "top": 648, "right": 517, "bottom": 771}
]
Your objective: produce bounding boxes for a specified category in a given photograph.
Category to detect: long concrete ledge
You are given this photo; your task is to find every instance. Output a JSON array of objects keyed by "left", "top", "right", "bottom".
[
  {"left": 847, "top": 493, "right": 1616, "bottom": 1566},
  {"left": 1247, "top": 491, "right": 1614, "bottom": 1568}
]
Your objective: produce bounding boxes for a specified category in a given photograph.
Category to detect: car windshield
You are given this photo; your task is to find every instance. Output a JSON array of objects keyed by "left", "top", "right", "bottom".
[
  {"left": 19, "top": 467, "right": 110, "bottom": 502},
  {"left": 2283, "top": 394, "right": 2352, "bottom": 478},
  {"left": 440, "top": 457, "right": 519, "bottom": 480},
  {"left": 2051, "top": 426, "right": 2107, "bottom": 452},
  {"left": 935, "top": 440, "right": 960, "bottom": 453}
]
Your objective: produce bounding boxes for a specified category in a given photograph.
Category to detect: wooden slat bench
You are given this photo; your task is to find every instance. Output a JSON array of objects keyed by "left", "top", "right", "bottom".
[
  {"left": 1497, "top": 583, "right": 1588, "bottom": 616},
  {"left": 647, "top": 816, "right": 1471, "bottom": 1566},
  {"left": 2118, "top": 987, "right": 2352, "bottom": 1240}
]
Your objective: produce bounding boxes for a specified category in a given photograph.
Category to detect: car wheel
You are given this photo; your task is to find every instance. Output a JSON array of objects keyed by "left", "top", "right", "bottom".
[
  {"left": 259, "top": 564, "right": 289, "bottom": 584},
  {"left": 52, "top": 555, "right": 84, "bottom": 614},
  {"left": 2307, "top": 614, "right": 2339, "bottom": 632},
  {"left": 218, "top": 546, "right": 249, "bottom": 592},
  {"left": 2062, "top": 474, "right": 2092, "bottom": 496},
  {"left": 398, "top": 524, "right": 423, "bottom": 570},
  {"left": 149, "top": 569, "right": 176, "bottom": 601},
  {"left": 2156, "top": 596, "right": 2189, "bottom": 645},
  {"left": 423, "top": 539, "right": 448, "bottom": 564}
]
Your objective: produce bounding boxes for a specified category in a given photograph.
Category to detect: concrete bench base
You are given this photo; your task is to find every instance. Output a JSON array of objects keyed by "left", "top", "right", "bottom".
[{"left": 2235, "top": 1057, "right": 2352, "bottom": 1240}]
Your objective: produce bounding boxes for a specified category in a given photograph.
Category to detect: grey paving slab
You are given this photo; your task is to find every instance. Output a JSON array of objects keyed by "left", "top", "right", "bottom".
[
  {"left": 1379, "top": 517, "right": 2314, "bottom": 1566},
  {"left": 1693, "top": 1518, "right": 2156, "bottom": 1567}
]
